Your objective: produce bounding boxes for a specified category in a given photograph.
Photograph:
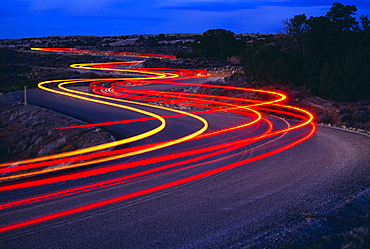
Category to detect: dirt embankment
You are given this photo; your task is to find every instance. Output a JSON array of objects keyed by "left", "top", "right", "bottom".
[{"left": 0, "top": 94, "right": 113, "bottom": 164}]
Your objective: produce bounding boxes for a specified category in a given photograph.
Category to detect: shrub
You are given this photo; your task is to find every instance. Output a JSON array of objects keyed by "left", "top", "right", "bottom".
[
  {"left": 357, "top": 100, "right": 370, "bottom": 106},
  {"left": 353, "top": 111, "right": 369, "bottom": 123},
  {"left": 318, "top": 113, "right": 333, "bottom": 123},
  {"left": 339, "top": 107, "right": 353, "bottom": 115},
  {"left": 224, "top": 73, "right": 246, "bottom": 83},
  {"left": 62, "top": 144, "right": 76, "bottom": 152},
  {"left": 340, "top": 226, "right": 370, "bottom": 249},
  {"left": 340, "top": 113, "right": 353, "bottom": 123},
  {"left": 332, "top": 102, "right": 341, "bottom": 108},
  {"left": 357, "top": 106, "right": 368, "bottom": 112}
]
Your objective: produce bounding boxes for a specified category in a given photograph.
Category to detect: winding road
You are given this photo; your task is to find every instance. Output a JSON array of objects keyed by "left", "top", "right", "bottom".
[{"left": 1, "top": 49, "right": 369, "bottom": 248}]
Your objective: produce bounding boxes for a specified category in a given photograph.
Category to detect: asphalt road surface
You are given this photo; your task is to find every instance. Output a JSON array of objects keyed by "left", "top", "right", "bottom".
[{"left": 1, "top": 87, "right": 369, "bottom": 249}]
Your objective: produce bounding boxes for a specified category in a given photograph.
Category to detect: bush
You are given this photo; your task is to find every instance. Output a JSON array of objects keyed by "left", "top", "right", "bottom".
[
  {"left": 224, "top": 73, "right": 247, "bottom": 85},
  {"left": 340, "top": 113, "right": 353, "bottom": 123},
  {"left": 332, "top": 102, "right": 341, "bottom": 108},
  {"left": 357, "top": 106, "right": 368, "bottom": 112},
  {"left": 62, "top": 144, "right": 76, "bottom": 152},
  {"left": 339, "top": 107, "right": 353, "bottom": 115},
  {"left": 318, "top": 113, "right": 333, "bottom": 124},
  {"left": 357, "top": 100, "right": 370, "bottom": 106},
  {"left": 353, "top": 111, "right": 369, "bottom": 123},
  {"left": 340, "top": 226, "right": 370, "bottom": 249}
]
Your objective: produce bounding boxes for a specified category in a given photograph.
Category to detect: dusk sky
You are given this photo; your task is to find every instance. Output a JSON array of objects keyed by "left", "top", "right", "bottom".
[{"left": 1, "top": 0, "right": 369, "bottom": 39}]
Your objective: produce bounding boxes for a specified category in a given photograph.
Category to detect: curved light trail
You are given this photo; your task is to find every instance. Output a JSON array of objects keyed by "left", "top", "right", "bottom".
[{"left": 0, "top": 48, "right": 316, "bottom": 233}]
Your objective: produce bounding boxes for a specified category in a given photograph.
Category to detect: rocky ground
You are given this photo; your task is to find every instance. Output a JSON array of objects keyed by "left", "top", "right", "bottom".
[{"left": 0, "top": 93, "right": 113, "bottom": 165}]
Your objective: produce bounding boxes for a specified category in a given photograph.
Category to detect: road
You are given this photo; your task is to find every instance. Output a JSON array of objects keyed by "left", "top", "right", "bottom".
[{"left": 1, "top": 50, "right": 369, "bottom": 248}]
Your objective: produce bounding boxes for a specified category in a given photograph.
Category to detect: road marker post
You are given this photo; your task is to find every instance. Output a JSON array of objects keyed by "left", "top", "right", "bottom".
[{"left": 24, "top": 86, "right": 27, "bottom": 107}]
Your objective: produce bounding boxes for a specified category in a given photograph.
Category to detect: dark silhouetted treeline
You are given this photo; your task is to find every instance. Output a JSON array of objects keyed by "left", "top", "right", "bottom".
[
  {"left": 181, "top": 3, "right": 370, "bottom": 102},
  {"left": 243, "top": 2, "right": 370, "bottom": 102},
  {"left": 189, "top": 29, "right": 244, "bottom": 59}
]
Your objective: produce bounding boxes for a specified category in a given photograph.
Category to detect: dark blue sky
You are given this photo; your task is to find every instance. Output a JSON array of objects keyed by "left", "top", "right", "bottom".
[{"left": 1, "top": 0, "right": 369, "bottom": 39}]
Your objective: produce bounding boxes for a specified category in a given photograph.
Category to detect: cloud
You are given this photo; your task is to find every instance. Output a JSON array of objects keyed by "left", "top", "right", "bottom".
[
  {"left": 2, "top": 0, "right": 370, "bottom": 39},
  {"left": 26, "top": 0, "right": 119, "bottom": 16},
  {"left": 159, "top": 0, "right": 331, "bottom": 13},
  {"left": 162, "top": 2, "right": 255, "bottom": 12},
  {"left": 19, "top": 0, "right": 156, "bottom": 17},
  {"left": 159, "top": 0, "right": 369, "bottom": 13},
  {"left": 160, "top": 1, "right": 256, "bottom": 12}
]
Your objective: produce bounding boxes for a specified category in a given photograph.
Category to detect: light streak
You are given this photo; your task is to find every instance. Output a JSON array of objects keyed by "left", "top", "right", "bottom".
[{"left": 0, "top": 48, "right": 316, "bottom": 233}]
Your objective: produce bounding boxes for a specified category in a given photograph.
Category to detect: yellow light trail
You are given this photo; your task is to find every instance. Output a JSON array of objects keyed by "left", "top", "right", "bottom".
[
  {"left": 0, "top": 56, "right": 210, "bottom": 180},
  {"left": 0, "top": 48, "right": 318, "bottom": 233}
]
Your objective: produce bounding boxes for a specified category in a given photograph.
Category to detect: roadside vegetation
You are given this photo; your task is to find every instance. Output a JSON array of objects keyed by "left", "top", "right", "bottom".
[
  {"left": 243, "top": 2, "right": 369, "bottom": 103},
  {"left": 179, "top": 2, "right": 370, "bottom": 104},
  {"left": 175, "top": 2, "right": 370, "bottom": 133}
]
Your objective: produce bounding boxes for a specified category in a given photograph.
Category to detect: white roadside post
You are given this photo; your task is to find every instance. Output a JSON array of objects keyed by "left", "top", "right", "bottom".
[{"left": 24, "top": 86, "right": 27, "bottom": 107}]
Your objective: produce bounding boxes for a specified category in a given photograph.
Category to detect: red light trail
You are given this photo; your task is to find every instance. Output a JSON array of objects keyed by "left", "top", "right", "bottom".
[{"left": 0, "top": 48, "right": 316, "bottom": 233}]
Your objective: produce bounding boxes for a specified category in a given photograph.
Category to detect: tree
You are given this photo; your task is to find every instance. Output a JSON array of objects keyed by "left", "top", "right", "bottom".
[
  {"left": 325, "top": 2, "right": 359, "bottom": 31},
  {"left": 280, "top": 14, "right": 308, "bottom": 51},
  {"left": 319, "top": 50, "right": 370, "bottom": 101},
  {"left": 243, "top": 45, "right": 291, "bottom": 85},
  {"left": 157, "top": 33, "right": 166, "bottom": 41},
  {"left": 241, "top": 2, "right": 370, "bottom": 102},
  {"left": 282, "top": 14, "right": 308, "bottom": 36},
  {"left": 360, "top": 15, "right": 370, "bottom": 31},
  {"left": 192, "top": 29, "right": 243, "bottom": 59},
  {"left": 304, "top": 3, "right": 360, "bottom": 57}
]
